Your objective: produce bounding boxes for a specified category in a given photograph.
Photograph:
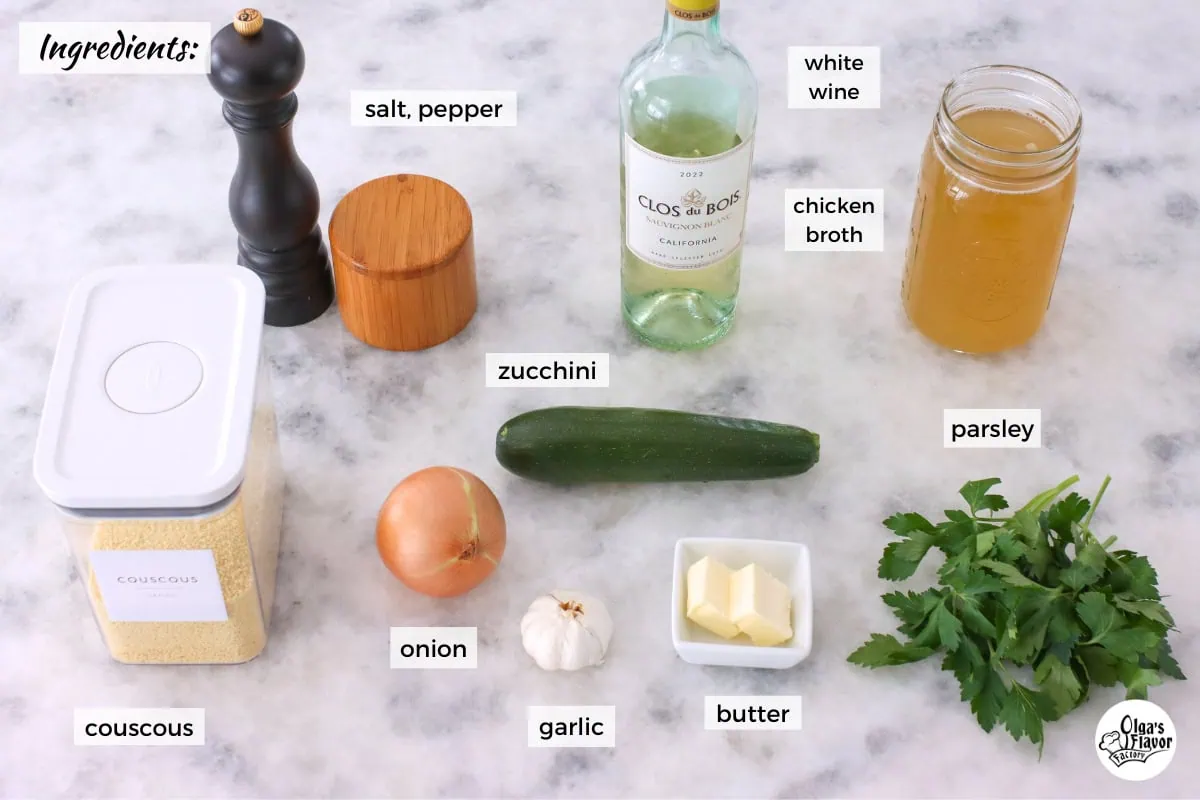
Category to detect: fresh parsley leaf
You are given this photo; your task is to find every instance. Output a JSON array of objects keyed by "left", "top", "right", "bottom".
[
  {"left": 961, "top": 570, "right": 1008, "bottom": 597},
  {"left": 1016, "top": 511, "right": 1054, "bottom": 581},
  {"left": 959, "top": 478, "right": 1008, "bottom": 515},
  {"left": 882, "top": 589, "right": 941, "bottom": 636},
  {"left": 1076, "top": 591, "right": 1121, "bottom": 640},
  {"left": 1113, "top": 596, "right": 1175, "bottom": 629},
  {"left": 1008, "top": 595, "right": 1056, "bottom": 665},
  {"left": 957, "top": 596, "right": 998, "bottom": 640},
  {"left": 1101, "top": 628, "right": 1160, "bottom": 661},
  {"left": 1117, "top": 661, "right": 1163, "bottom": 700},
  {"left": 975, "top": 495, "right": 1010, "bottom": 514},
  {"left": 1034, "top": 653, "right": 1083, "bottom": 717},
  {"left": 970, "top": 667, "right": 1009, "bottom": 733},
  {"left": 883, "top": 512, "right": 937, "bottom": 536},
  {"left": 1151, "top": 639, "right": 1187, "bottom": 681},
  {"left": 847, "top": 633, "right": 935, "bottom": 668},
  {"left": 913, "top": 601, "right": 963, "bottom": 651},
  {"left": 977, "top": 559, "right": 1041, "bottom": 589},
  {"left": 1109, "top": 553, "right": 1161, "bottom": 600},
  {"left": 991, "top": 531, "right": 1027, "bottom": 561},
  {"left": 878, "top": 531, "right": 936, "bottom": 580},
  {"left": 976, "top": 529, "right": 996, "bottom": 557},
  {"left": 1076, "top": 646, "right": 1121, "bottom": 687},
  {"left": 1123, "top": 555, "right": 1161, "bottom": 596},
  {"left": 942, "top": 636, "right": 986, "bottom": 701},
  {"left": 1058, "top": 540, "right": 1107, "bottom": 590},
  {"left": 1000, "top": 682, "right": 1056, "bottom": 754},
  {"left": 1046, "top": 493, "right": 1090, "bottom": 536},
  {"left": 936, "top": 604, "right": 964, "bottom": 651},
  {"left": 1010, "top": 509, "right": 1041, "bottom": 542},
  {"left": 1045, "top": 601, "right": 1084, "bottom": 648},
  {"left": 992, "top": 603, "right": 1019, "bottom": 660},
  {"left": 937, "top": 547, "right": 975, "bottom": 587},
  {"left": 1042, "top": 514, "right": 1072, "bottom": 571},
  {"left": 938, "top": 516, "right": 979, "bottom": 556},
  {"left": 1043, "top": 640, "right": 1075, "bottom": 667}
]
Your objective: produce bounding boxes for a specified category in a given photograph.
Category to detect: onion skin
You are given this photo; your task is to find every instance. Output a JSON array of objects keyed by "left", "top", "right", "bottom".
[{"left": 376, "top": 466, "right": 506, "bottom": 597}]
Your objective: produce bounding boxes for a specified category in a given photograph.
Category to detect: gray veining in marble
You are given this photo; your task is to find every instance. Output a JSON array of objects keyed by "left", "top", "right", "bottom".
[{"left": 1, "top": 0, "right": 1199, "bottom": 797}]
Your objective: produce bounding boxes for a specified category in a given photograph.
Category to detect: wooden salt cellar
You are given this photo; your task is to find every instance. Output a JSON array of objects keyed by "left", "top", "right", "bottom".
[
  {"left": 328, "top": 175, "right": 477, "bottom": 350},
  {"left": 209, "top": 8, "right": 334, "bottom": 327}
]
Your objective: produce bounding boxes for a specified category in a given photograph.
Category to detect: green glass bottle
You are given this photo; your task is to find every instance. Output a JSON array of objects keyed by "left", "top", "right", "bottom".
[{"left": 619, "top": 0, "right": 758, "bottom": 350}]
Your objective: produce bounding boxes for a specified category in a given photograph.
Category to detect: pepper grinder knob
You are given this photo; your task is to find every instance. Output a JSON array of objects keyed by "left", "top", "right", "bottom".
[
  {"left": 232, "top": 8, "right": 263, "bottom": 36},
  {"left": 209, "top": 8, "right": 334, "bottom": 327}
]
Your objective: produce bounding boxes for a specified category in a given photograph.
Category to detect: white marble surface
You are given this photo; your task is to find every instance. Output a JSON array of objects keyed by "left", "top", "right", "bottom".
[{"left": 2, "top": 0, "right": 1199, "bottom": 797}]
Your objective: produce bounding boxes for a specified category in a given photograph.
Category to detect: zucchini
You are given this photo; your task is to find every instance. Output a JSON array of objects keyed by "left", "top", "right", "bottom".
[{"left": 495, "top": 406, "right": 819, "bottom": 484}]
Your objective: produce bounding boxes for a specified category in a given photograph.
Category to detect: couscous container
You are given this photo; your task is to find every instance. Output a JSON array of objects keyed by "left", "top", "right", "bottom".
[{"left": 33, "top": 264, "right": 284, "bottom": 664}]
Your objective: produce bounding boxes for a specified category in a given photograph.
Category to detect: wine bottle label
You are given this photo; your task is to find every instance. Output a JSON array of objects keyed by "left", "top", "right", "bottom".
[
  {"left": 624, "top": 135, "right": 753, "bottom": 270},
  {"left": 668, "top": 2, "right": 719, "bottom": 21}
]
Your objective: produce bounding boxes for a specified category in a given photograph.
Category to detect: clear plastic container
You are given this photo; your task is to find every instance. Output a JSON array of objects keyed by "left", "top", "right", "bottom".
[{"left": 33, "top": 265, "right": 284, "bottom": 664}]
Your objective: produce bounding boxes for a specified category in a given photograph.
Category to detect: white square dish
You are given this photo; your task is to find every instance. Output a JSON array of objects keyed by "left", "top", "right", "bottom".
[{"left": 671, "top": 537, "right": 813, "bottom": 669}]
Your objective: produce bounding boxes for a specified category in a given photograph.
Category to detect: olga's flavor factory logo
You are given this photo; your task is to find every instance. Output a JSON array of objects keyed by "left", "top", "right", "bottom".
[
  {"left": 1094, "top": 700, "right": 1176, "bottom": 781},
  {"left": 638, "top": 188, "right": 742, "bottom": 218}
]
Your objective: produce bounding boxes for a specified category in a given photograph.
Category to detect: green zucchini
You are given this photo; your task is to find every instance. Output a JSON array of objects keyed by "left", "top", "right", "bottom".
[{"left": 495, "top": 406, "right": 819, "bottom": 484}]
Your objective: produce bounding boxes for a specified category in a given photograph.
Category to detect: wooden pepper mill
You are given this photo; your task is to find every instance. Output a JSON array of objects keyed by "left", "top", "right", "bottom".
[{"left": 209, "top": 8, "right": 334, "bottom": 327}]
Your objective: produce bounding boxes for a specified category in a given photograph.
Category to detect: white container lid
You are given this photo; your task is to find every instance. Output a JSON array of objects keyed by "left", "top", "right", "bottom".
[{"left": 33, "top": 265, "right": 267, "bottom": 511}]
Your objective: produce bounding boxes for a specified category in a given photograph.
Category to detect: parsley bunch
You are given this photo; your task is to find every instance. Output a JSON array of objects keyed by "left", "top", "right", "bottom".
[{"left": 848, "top": 475, "right": 1185, "bottom": 754}]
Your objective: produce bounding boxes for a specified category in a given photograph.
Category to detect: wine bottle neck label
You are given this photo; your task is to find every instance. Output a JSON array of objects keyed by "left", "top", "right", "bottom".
[
  {"left": 623, "top": 134, "right": 754, "bottom": 271},
  {"left": 668, "top": 2, "right": 718, "bottom": 21}
]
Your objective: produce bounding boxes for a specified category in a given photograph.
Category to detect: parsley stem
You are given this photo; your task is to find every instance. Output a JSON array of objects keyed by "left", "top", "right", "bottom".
[
  {"left": 1019, "top": 474, "right": 1080, "bottom": 515},
  {"left": 1081, "top": 475, "right": 1111, "bottom": 531}
]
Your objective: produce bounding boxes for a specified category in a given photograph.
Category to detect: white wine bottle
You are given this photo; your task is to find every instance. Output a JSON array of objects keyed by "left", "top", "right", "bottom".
[{"left": 619, "top": 0, "right": 758, "bottom": 350}]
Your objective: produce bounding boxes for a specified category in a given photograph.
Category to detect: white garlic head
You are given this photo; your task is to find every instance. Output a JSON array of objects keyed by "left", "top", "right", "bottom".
[{"left": 520, "top": 590, "right": 613, "bottom": 671}]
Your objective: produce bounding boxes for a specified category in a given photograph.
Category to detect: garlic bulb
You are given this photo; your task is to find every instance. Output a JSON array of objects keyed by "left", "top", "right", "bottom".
[{"left": 520, "top": 591, "right": 613, "bottom": 671}]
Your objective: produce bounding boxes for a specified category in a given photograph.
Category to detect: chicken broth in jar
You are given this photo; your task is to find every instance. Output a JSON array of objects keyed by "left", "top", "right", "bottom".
[{"left": 902, "top": 67, "right": 1082, "bottom": 354}]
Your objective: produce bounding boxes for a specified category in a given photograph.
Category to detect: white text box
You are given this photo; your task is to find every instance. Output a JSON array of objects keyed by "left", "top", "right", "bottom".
[
  {"left": 528, "top": 705, "right": 615, "bottom": 748},
  {"left": 785, "top": 189, "right": 884, "bottom": 252},
  {"left": 390, "top": 627, "right": 478, "bottom": 669},
  {"left": 944, "top": 409, "right": 1042, "bottom": 448},
  {"left": 351, "top": 91, "right": 517, "bottom": 127},
  {"left": 19, "top": 22, "right": 211, "bottom": 74},
  {"left": 788, "top": 46, "right": 881, "bottom": 109},
  {"left": 705, "top": 696, "right": 803, "bottom": 731},
  {"left": 486, "top": 353, "right": 609, "bottom": 388},
  {"left": 74, "top": 708, "right": 205, "bottom": 746}
]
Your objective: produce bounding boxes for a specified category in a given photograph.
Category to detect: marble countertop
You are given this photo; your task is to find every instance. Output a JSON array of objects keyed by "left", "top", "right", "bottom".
[{"left": 2, "top": 0, "right": 1199, "bottom": 797}]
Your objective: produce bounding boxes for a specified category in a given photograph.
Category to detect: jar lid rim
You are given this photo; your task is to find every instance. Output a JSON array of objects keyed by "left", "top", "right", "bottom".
[{"left": 939, "top": 64, "right": 1083, "bottom": 161}]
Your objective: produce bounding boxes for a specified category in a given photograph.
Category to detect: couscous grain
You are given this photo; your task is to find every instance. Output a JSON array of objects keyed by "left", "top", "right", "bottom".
[{"left": 85, "top": 406, "right": 283, "bottom": 664}]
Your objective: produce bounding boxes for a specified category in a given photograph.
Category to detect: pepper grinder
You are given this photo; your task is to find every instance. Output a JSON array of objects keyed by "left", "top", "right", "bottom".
[{"left": 209, "top": 8, "right": 334, "bottom": 327}]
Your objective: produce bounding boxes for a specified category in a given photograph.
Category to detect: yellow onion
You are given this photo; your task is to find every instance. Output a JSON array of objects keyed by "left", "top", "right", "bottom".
[{"left": 376, "top": 466, "right": 506, "bottom": 597}]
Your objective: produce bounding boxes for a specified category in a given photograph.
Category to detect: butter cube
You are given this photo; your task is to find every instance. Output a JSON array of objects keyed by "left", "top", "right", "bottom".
[
  {"left": 686, "top": 556, "right": 740, "bottom": 639},
  {"left": 729, "top": 563, "right": 793, "bottom": 646}
]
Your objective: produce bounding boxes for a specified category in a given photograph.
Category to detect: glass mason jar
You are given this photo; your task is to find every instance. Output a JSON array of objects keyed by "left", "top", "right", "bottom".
[{"left": 901, "top": 66, "right": 1083, "bottom": 354}]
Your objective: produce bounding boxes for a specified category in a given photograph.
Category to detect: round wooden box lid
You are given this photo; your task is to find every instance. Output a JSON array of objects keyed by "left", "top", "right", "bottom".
[{"left": 328, "top": 174, "right": 477, "bottom": 351}]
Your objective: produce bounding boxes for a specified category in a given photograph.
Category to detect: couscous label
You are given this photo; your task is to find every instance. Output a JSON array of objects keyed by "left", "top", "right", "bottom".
[{"left": 90, "top": 549, "right": 227, "bottom": 622}]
